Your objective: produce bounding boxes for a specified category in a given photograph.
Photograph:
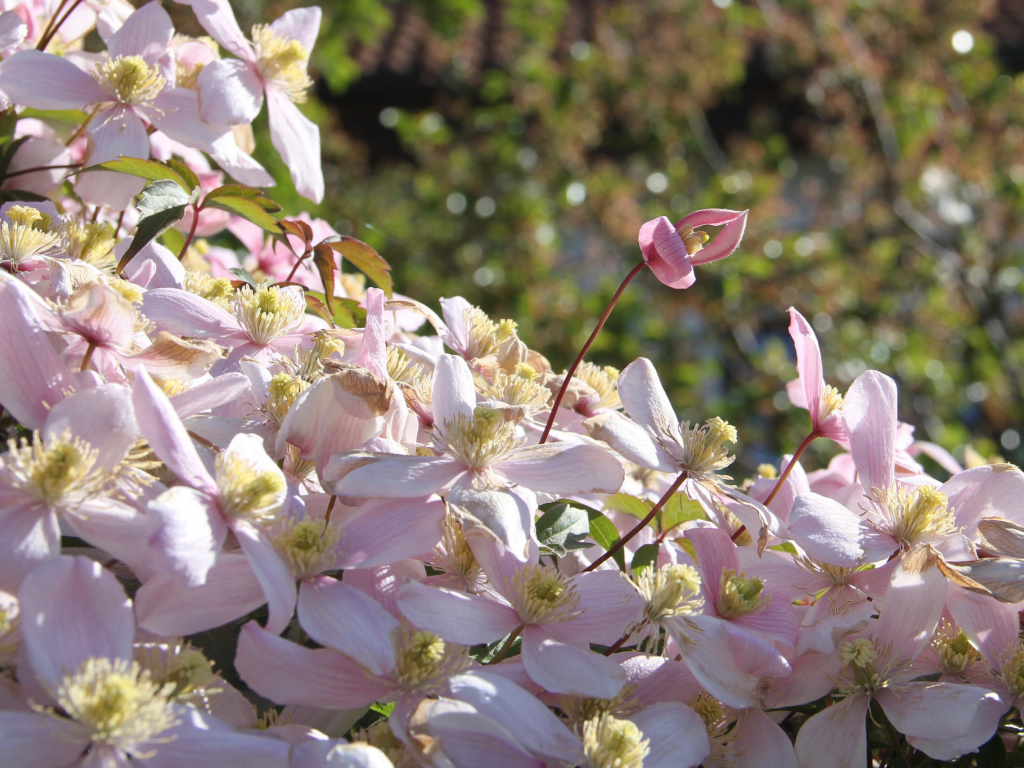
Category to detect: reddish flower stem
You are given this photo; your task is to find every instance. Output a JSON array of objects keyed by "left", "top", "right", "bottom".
[
  {"left": 178, "top": 204, "right": 202, "bottom": 261},
  {"left": 38, "top": 0, "right": 86, "bottom": 50},
  {"left": 584, "top": 469, "right": 688, "bottom": 573},
  {"left": 539, "top": 261, "right": 647, "bottom": 444}
]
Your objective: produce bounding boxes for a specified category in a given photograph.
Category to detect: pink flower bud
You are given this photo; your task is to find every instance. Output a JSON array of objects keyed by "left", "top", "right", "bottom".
[{"left": 638, "top": 208, "right": 749, "bottom": 289}]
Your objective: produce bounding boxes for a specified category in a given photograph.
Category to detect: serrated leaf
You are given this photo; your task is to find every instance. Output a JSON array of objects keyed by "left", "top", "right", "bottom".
[
  {"left": 326, "top": 237, "right": 393, "bottom": 298},
  {"left": 587, "top": 509, "right": 625, "bottom": 571},
  {"left": 116, "top": 202, "right": 187, "bottom": 274},
  {"left": 659, "top": 494, "right": 706, "bottom": 533},
  {"left": 603, "top": 493, "right": 652, "bottom": 521},
  {"left": 312, "top": 243, "right": 337, "bottom": 317},
  {"left": 278, "top": 219, "right": 310, "bottom": 242},
  {"left": 228, "top": 267, "right": 257, "bottom": 287},
  {"left": 536, "top": 503, "right": 591, "bottom": 555},
  {"left": 138, "top": 180, "right": 191, "bottom": 216},
  {"left": 205, "top": 184, "right": 281, "bottom": 212},
  {"left": 631, "top": 543, "right": 660, "bottom": 574},
  {"left": 164, "top": 157, "right": 200, "bottom": 192},
  {"left": 87, "top": 157, "right": 189, "bottom": 190},
  {"left": 203, "top": 195, "right": 280, "bottom": 232},
  {"left": 336, "top": 297, "right": 366, "bottom": 328}
]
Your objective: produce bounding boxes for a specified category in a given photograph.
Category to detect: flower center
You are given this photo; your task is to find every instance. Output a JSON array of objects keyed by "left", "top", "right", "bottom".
[
  {"left": 674, "top": 416, "right": 737, "bottom": 476},
  {"left": 233, "top": 284, "right": 306, "bottom": 346},
  {"left": 0, "top": 205, "right": 61, "bottom": 269},
  {"left": 634, "top": 563, "right": 703, "bottom": 626},
  {"left": 184, "top": 270, "right": 235, "bottom": 310},
  {"left": 838, "top": 638, "right": 892, "bottom": 695},
  {"left": 717, "top": 568, "right": 770, "bottom": 619},
  {"left": 482, "top": 364, "right": 552, "bottom": 415},
  {"left": 251, "top": 25, "right": 313, "bottom": 102},
  {"left": 393, "top": 626, "right": 469, "bottom": 690},
  {"left": 265, "top": 372, "right": 310, "bottom": 426},
  {"left": 998, "top": 641, "right": 1024, "bottom": 697},
  {"left": 274, "top": 517, "right": 339, "bottom": 578},
  {"left": 510, "top": 564, "right": 580, "bottom": 624},
  {"left": 215, "top": 450, "right": 285, "bottom": 525},
  {"left": 575, "top": 361, "right": 622, "bottom": 410},
  {"left": 53, "top": 657, "right": 177, "bottom": 749},
  {"left": 60, "top": 220, "right": 116, "bottom": 271},
  {"left": 582, "top": 714, "right": 649, "bottom": 768},
  {"left": 441, "top": 405, "right": 522, "bottom": 471},
  {"left": 676, "top": 224, "right": 710, "bottom": 256},
  {"left": 3, "top": 430, "right": 106, "bottom": 507},
  {"left": 462, "top": 305, "right": 517, "bottom": 361},
  {"left": 877, "top": 484, "right": 958, "bottom": 548},
  {"left": 95, "top": 55, "right": 165, "bottom": 105},
  {"left": 932, "top": 620, "right": 980, "bottom": 677}
]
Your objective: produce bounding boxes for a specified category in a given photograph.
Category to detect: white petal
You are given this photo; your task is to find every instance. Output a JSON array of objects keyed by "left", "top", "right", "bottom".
[{"left": 267, "top": 89, "right": 323, "bottom": 203}]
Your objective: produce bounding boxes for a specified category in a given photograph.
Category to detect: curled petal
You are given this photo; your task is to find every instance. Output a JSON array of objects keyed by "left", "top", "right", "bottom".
[
  {"left": 639, "top": 216, "right": 694, "bottom": 289},
  {"left": 678, "top": 208, "right": 748, "bottom": 265}
]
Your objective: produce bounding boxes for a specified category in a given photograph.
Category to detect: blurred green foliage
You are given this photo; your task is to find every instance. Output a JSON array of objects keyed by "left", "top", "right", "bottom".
[{"left": 239, "top": 0, "right": 1024, "bottom": 472}]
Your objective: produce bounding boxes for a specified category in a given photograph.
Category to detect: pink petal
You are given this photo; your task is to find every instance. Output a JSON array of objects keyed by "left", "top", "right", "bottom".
[
  {"left": 878, "top": 682, "right": 1005, "bottom": 748},
  {"left": 135, "top": 554, "right": 266, "bottom": 636},
  {"left": 0, "top": 12, "right": 26, "bottom": 52},
  {"left": 446, "top": 671, "right": 583, "bottom": 765},
  {"left": 677, "top": 614, "right": 762, "bottom": 709},
  {"left": 686, "top": 527, "right": 739, "bottom": 606},
  {"left": 132, "top": 367, "right": 217, "bottom": 492},
  {"left": 20, "top": 556, "right": 133, "bottom": 691},
  {"left": 105, "top": 0, "right": 173, "bottom": 61},
  {"left": 582, "top": 411, "right": 671, "bottom": 471},
  {"left": 404, "top": 698, "right": 538, "bottom": 767},
  {"left": 147, "top": 486, "right": 226, "bottom": 586},
  {"left": 0, "top": 50, "right": 105, "bottom": 109},
  {"left": 497, "top": 443, "right": 624, "bottom": 495},
  {"left": 326, "top": 454, "right": 462, "bottom": 498},
  {"left": 395, "top": 581, "right": 520, "bottom": 645},
  {"left": 76, "top": 106, "right": 149, "bottom": 208},
  {"left": 944, "top": 464, "right": 1024, "bottom": 535},
  {"left": 0, "top": 712, "right": 91, "bottom": 767},
  {"left": 0, "top": 502, "right": 59, "bottom": 592},
  {"left": 292, "top": 742, "right": 394, "bottom": 768},
  {"left": 197, "top": 57, "right": 264, "bottom": 125},
  {"left": 546, "top": 569, "right": 643, "bottom": 646},
  {"left": 787, "top": 492, "right": 890, "bottom": 567},
  {"left": 794, "top": 695, "right": 870, "bottom": 768},
  {"left": 874, "top": 547, "right": 948, "bottom": 659},
  {"left": 521, "top": 630, "right": 626, "bottom": 698},
  {"left": 843, "top": 370, "right": 898, "bottom": 494},
  {"left": 148, "top": 88, "right": 234, "bottom": 152},
  {"left": 727, "top": 708, "right": 798, "bottom": 768},
  {"left": 617, "top": 357, "right": 684, "bottom": 448},
  {"left": 765, "top": 648, "right": 843, "bottom": 708},
  {"left": 948, "top": 588, "right": 1020, "bottom": 666},
  {"left": 234, "top": 520, "right": 296, "bottom": 635},
  {"left": 169, "top": 373, "right": 251, "bottom": 418},
  {"left": 681, "top": 208, "right": 748, "bottom": 266},
  {"left": 208, "top": 131, "right": 275, "bottom": 188},
  {"left": 268, "top": 6, "right": 321, "bottom": 53},
  {"left": 353, "top": 288, "right": 387, "bottom": 378},
  {"left": 901, "top": 688, "right": 1008, "bottom": 761},
  {"left": 632, "top": 702, "right": 710, "bottom": 768},
  {"left": 267, "top": 89, "right": 323, "bottom": 203},
  {"left": 432, "top": 354, "right": 477, "bottom": 429},
  {"left": 449, "top": 484, "right": 536, "bottom": 564},
  {"left": 334, "top": 496, "right": 446, "bottom": 568},
  {"left": 43, "top": 384, "right": 138, "bottom": 472},
  {"left": 297, "top": 576, "right": 398, "bottom": 675},
  {"left": 236, "top": 621, "right": 388, "bottom": 708},
  {"left": 141, "top": 287, "right": 241, "bottom": 339},
  {"left": 0, "top": 274, "right": 73, "bottom": 429},
  {"left": 180, "top": 0, "right": 254, "bottom": 59},
  {"left": 787, "top": 307, "right": 826, "bottom": 428},
  {"left": 638, "top": 216, "right": 694, "bottom": 289},
  {"left": 143, "top": 707, "right": 291, "bottom": 768}
]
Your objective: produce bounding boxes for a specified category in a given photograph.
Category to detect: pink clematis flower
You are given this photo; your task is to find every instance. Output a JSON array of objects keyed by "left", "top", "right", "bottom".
[
  {"left": 185, "top": 0, "right": 324, "bottom": 202},
  {"left": 785, "top": 307, "right": 846, "bottom": 441},
  {"left": 638, "top": 208, "right": 748, "bottom": 289},
  {"left": 0, "top": 556, "right": 291, "bottom": 767}
]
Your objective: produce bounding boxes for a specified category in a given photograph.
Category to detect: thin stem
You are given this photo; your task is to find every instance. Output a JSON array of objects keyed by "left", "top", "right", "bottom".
[
  {"left": 36, "top": 0, "right": 70, "bottom": 50},
  {"left": 38, "top": 0, "right": 86, "bottom": 50},
  {"left": 882, "top": 708, "right": 912, "bottom": 768},
  {"left": 487, "top": 626, "right": 522, "bottom": 665},
  {"left": 324, "top": 495, "right": 338, "bottom": 526},
  {"left": 602, "top": 633, "right": 630, "bottom": 657},
  {"left": 539, "top": 261, "right": 647, "bottom": 444},
  {"left": 285, "top": 246, "right": 313, "bottom": 283},
  {"left": 2, "top": 162, "right": 82, "bottom": 181},
  {"left": 67, "top": 107, "right": 99, "bottom": 146},
  {"left": 178, "top": 204, "right": 201, "bottom": 260},
  {"left": 113, "top": 209, "right": 126, "bottom": 240},
  {"left": 585, "top": 469, "right": 689, "bottom": 573},
  {"left": 79, "top": 342, "right": 95, "bottom": 372},
  {"left": 762, "top": 429, "right": 819, "bottom": 507},
  {"left": 186, "top": 430, "right": 220, "bottom": 452}
]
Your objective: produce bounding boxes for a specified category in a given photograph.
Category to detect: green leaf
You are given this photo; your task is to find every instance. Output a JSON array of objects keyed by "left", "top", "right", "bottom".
[
  {"left": 0, "top": 136, "right": 30, "bottom": 180},
  {"left": 312, "top": 243, "right": 337, "bottom": 318},
  {"left": 19, "top": 108, "right": 90, "bottom": 125},
  {"left": 536, "top": 503, "right": 591, "bottom": 557},
  {"left": 204, "top": 185, "right": 282, "bottom": 212},
  {"left": 164, "top": 157, "right": 200, "bottom": 192},
  {"left": 203, "top": 195, "right": 280, "bottom": 232},
  {"left": 86, "top": 157, "right": 189, "bottom": 190},
  {"left": 587, "top": 509, "right": 625, "bottom": 571},
  {"left": 631, "top": 543, "right": 660, "bottom": 575},
  {"left": 304, "top": 292, "right": 334, "bottom": 325},
  {"left": 116, "top": 186, "right": 188, "bottom": 274},
  {"left": 770, "top": 542, "right": 799, "bottom": 556},
  {"left": 325, "top": 236, "right": 393, "bottom": 297},
  {"left": 603, "top": 493, "right": 652, "bottom": 521},
  {"left": 369, "top": 701, "right": 395, "bottom": 718},
  {"left": 159, "top": 226, "right": 186, "bottom": 255},
  {"left": 228, "top": 267, "right": 257, "bottom": 287},
  {"left": 0, "top": 111, "right": 18, "bottom": 147},
  {"left": 659, "top": 495, "right": 706, "bottom": 534}
]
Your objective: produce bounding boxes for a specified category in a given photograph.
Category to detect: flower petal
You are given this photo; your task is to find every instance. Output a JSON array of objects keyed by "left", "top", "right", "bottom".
[
  {"left": 794, "top": 695, "right": 869, "bottom": 768},
  {"left": 681, "top": 208, "right": 748, "bottom": 266},
  {"left": 0, "top": 712, "right": 90, "bottom": 768},
  {"left": 268, "top": 6, "right": 321, "bottom": 53},
  {"left": 497, "top": 443, "right": 624, "bottom": 495},
  {"left": 631, "top": 702, "right": 710, "bottom": 768},
  {"left": 521, "top": 630, "right": 626, "bottom": 699},
  {"left": 196, "top": 57, "right": 264, "bottom": 125},
  {"left": 843, "top": 370, "right": 898, "bottom": 494},
  {"left": 106, "top": 0, "right": 174, "bottom": 62},
  {"left": 0, "top": 50, "right": 105, "bottom": 109},
  {"left": 267, "top": 89, "right": 323, "bottom": 203},
  {"left": 639, "top": 216, "right": 694, "bottom": 289},
  {"left": 234, "top": 519, "right": 296, "bottom": 635},
  {"left": 396, "top": 581, "right": 520, "bottom": 645}
]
